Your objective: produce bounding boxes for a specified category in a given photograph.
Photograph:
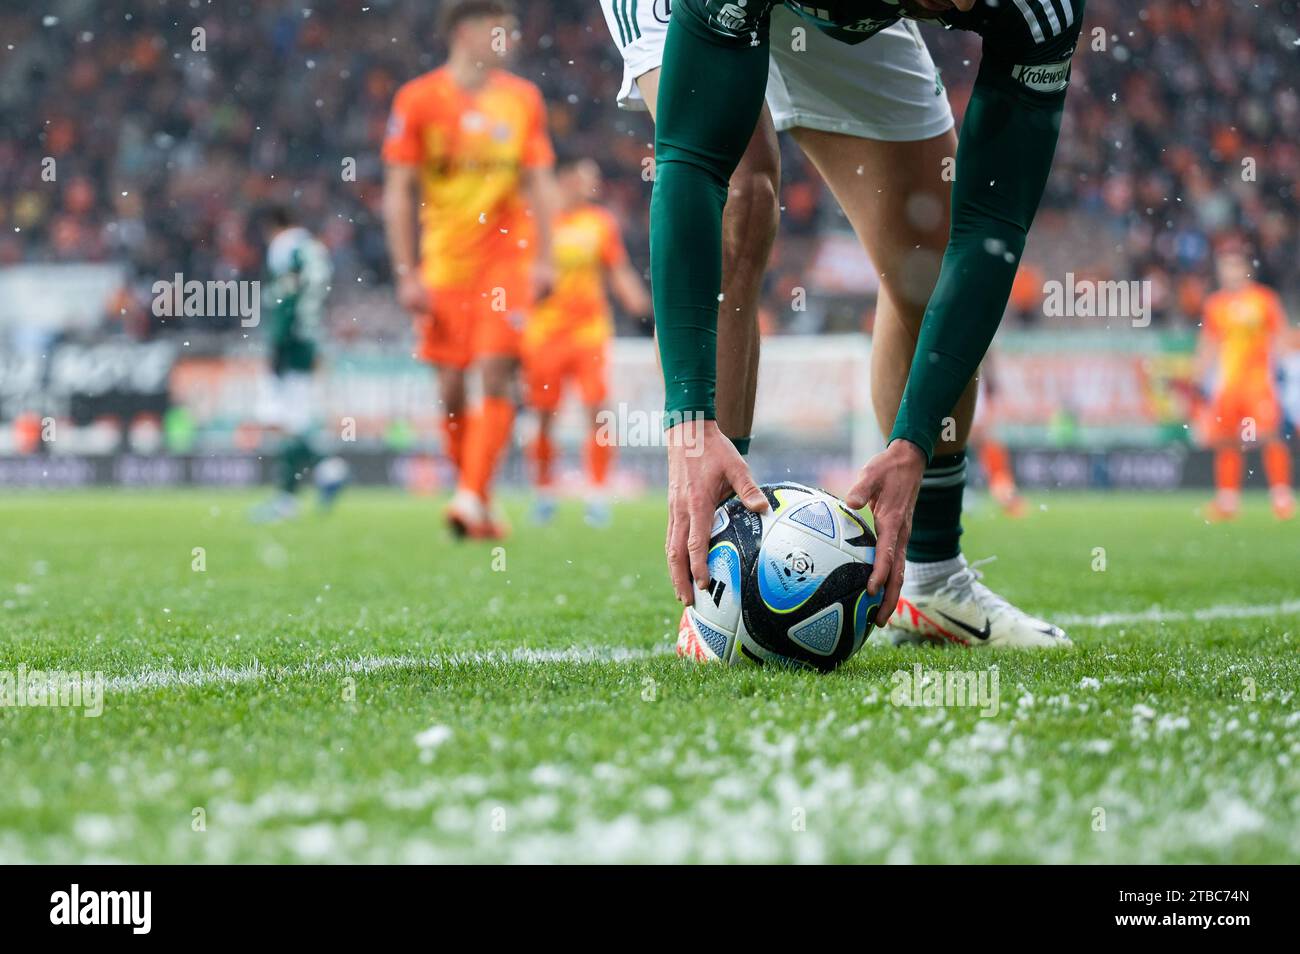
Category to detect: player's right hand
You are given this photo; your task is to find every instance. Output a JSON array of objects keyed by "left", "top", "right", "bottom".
[
  {"left": 665, "top": 419, "right": 768, "bottom": 606},
  {"left": 396, "top": 273, "right": 430, "bottom": 314},
  {"left": 844, "top": 439, "right": 927, "bottom": 627}
]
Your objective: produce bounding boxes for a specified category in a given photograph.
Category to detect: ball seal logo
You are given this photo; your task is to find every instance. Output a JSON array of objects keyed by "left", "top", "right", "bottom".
[
  {"left": 758, "top": 544, "right": 820, "bottom": 612},
  {"left": 783, "top": 549, "right": 814, "bottom": 582}
]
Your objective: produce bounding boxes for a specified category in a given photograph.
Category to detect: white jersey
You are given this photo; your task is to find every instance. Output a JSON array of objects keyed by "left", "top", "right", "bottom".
[{"left": 266, "top": 226, "right": 332, "bottom": 341}]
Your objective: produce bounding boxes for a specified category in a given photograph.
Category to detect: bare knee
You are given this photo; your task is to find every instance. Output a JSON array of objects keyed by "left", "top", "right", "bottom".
[
  {"left": 478, "top": 356, "right": 515, "bottom": 399},
  {"left": 879, "top": 251, "right": 943, "bottom": 333},
  {"left": 439, "top": 367, "right": 466, "bottom": 414}
]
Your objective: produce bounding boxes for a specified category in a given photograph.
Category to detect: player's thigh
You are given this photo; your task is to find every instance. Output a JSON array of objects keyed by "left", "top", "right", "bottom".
[
  {"left": 522, "top": 345, "right": 565, "bottom": 414},
  {"left": 280, "top": 372, "right": 315, "bottom": 435},
  {"left": 438, "top": 364, "right": 466, "bottom": 411},
  {"left": 259, "top": 371, "right": 314, "bottom": 435},
  {"left": 472, "top": 262, "right": 530, "bottom": 387},
  {"left": 575, "top": 344, "right": 611, "bottom": 409},
  {"left": 477, "top": 353, "right": 518, "bottom": 398},
  {"left": 793, "top": 127, "right": 955, "bottom": 326},
  {"left": 773, "top": 14, "right": 955, "bottom": 328},
  {"left": 634, "top": 67, "right": 661, "bottom": 119},
  {"left": 1208, "top": 390, "right": 1249, "bottom": 445},
  {"left": 1238, "top": 389, "right": 1283, "bottom": 442},
  {"left": 418, "top": 291, "right": 476, "bottom": 371}
]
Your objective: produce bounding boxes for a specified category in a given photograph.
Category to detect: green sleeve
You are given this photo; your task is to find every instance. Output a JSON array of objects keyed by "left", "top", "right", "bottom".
[
  {"left": 889, "top": 66, "right": 1068, "bottom": 460},
  {"left": 649, "top": 8, "right": 771, "bottom": 426}
]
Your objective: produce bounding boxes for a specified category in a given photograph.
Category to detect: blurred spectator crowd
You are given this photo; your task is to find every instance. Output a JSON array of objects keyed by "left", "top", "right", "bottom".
[{"left": 1, "top": 0, "right": 1298, "bottom": 338}]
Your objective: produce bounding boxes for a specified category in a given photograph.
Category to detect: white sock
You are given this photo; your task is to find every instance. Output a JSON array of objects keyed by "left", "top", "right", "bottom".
[
  {"left": 903, "top": 554, "right": 965, "bottom": 592},
  {"left": 451, "top": 487, "right": 487, "bottom": 517}
]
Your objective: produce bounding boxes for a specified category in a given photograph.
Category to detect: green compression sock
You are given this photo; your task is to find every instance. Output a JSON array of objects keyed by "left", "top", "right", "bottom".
[
  {"left": 277, "top": 436, "right": 319, "bottom": 495},
  {"left": 906, "top": 450, "right": 966, "bottom": 563}
]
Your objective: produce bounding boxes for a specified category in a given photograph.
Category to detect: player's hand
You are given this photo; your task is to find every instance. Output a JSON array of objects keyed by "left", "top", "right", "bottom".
[
  {"left": 845, "top": 439, "right": 927, "bottom": 627},
  {"left": 665, "top": 419, "right": 767, "bottom": 606},
  {"left": 397, "top": 273, "right": 429, "bottom": 314},
  {"left": 532, "top": 260, "right": 556, "bottom": 302}
]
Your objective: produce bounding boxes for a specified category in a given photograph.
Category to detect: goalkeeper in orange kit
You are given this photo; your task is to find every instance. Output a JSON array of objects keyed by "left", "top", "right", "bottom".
[{"left": 1197, "top": 248, "right": 1295, "bottom": 521}]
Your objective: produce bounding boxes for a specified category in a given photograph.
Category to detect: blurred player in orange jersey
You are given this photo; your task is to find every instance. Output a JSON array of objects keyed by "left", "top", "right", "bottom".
[
  {"left": 1197, "top": 249, "right": 1295, "bottom": 521},
  {"left": 381, "top": 0, "right": 557, "bottom": 539},
  {"left": 522, "top": 157, "right": 650, "bottom": 527}
]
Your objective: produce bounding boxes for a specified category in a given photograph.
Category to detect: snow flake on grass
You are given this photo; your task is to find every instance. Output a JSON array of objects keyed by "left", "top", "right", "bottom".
[{"left": 415, "top": 725, "right": 452, "bottom": 763}]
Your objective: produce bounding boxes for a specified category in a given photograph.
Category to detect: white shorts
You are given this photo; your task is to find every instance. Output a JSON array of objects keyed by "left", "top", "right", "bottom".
[
  {"left": 599, "top": 2, "right": 954, "bottom": 142},
  {"left": 257, "top": 371, "right": 316, "bottom": 436}
]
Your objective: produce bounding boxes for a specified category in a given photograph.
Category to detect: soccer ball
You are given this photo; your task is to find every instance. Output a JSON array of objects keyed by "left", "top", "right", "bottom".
[{"left": 677, "top": 482, "right": 884, "bottom": 672}]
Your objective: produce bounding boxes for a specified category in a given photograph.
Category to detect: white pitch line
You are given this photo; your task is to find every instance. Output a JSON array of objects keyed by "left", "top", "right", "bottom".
[
  {"left": 106, "top": 645, "right": 666, "bottom": 694},
  {"left": 1057, "top": 599, "right": 1300, "bottom": 628},
  {"left": 93, "top": 600, "right": 1300, "bottom": 693}
]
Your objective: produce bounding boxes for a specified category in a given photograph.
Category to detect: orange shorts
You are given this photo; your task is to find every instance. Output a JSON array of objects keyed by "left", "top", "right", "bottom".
[
  {"left": 415, "top": 271, "right": 532, "bottom": 369},
  {"left": 523, "top": 339, "right": 609, "bottom": 412},
  {"left": 1206, "top": 387, "right": 1282, "bottom": 442}
]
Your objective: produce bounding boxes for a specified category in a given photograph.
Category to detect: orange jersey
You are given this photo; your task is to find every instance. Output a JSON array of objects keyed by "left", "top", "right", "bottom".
[
  {"left": 382, "top": 67, "right": 553, "bottom": 290},
  {"left": 525, "top": 204, "right": 628, "bottom": 351},
  {"left": 1203, "top": 282, "right": 1285, "bottom": 393}
]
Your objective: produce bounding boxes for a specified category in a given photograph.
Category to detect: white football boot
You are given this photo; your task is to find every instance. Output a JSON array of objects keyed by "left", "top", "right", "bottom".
[
  {"left": 445, "top": 488, "right": 509, "bottom": 540},
  {"left": 886, "top": 556, "right": 1072, "bottom": 649}
]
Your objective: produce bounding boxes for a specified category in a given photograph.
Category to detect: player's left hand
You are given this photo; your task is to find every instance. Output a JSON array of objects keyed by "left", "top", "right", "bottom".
[{"left": 845, "top": 439, "right": 927, "bottom": 626}]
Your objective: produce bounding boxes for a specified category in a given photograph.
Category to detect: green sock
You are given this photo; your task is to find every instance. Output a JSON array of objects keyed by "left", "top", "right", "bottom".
[
  {"left": 277, "top": 436, "right": 318, "bottom": 495},
  {"left": 906, "top": 450, "right": 965, "bottom": 562},
  {"left": 729, "top": 435, "right": 752, "bottom": 456}
]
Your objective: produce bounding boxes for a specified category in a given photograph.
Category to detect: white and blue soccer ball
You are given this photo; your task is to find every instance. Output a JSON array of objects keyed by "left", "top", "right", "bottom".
[{"left": 677, "top": 482, "right": 884, "bottom": 672}]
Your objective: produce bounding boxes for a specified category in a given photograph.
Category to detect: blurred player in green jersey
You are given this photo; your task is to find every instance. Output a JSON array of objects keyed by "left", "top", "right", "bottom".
[{"left": 252, "top": 205, "right": 348, "bottom": 523}]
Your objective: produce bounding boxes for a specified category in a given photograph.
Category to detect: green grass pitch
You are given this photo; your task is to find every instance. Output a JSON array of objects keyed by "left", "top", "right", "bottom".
[{"left": 0, "top": 489, "right": 1296, "bottom": 863}]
